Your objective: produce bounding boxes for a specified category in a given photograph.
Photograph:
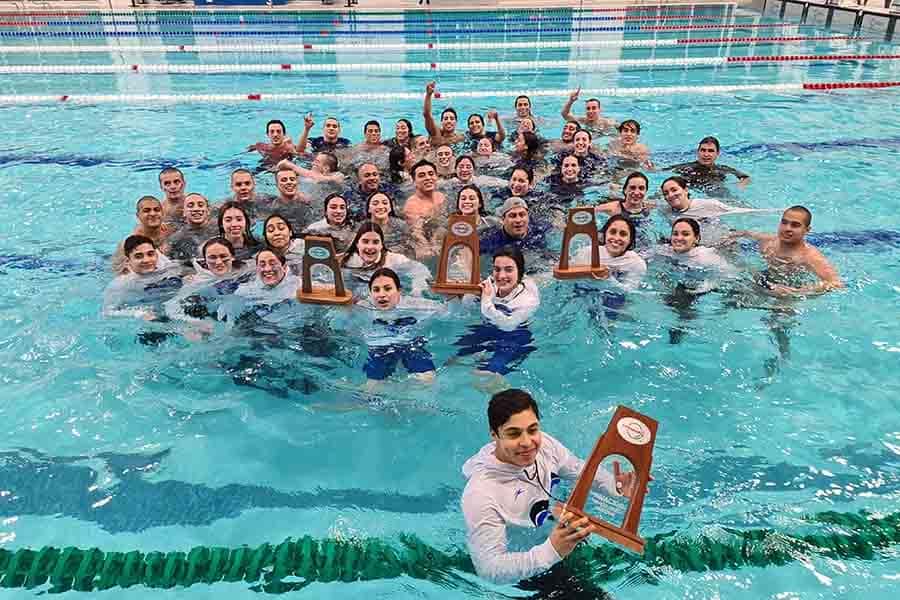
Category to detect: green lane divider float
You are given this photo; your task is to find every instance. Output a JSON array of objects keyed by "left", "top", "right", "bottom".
[{"left": 0, "top": 511, "right": 897, "bottom": 593}]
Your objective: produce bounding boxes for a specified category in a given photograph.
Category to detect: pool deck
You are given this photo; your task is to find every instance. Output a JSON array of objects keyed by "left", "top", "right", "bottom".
[{"left": 2, "top": 0, "right": 750, "bottom": 14}]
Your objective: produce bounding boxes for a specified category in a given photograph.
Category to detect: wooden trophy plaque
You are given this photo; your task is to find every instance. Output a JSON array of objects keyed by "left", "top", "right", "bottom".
[
  {"left": 430, "top": 213, "right": 482, "bottom": 296},
  {"left": 553, "top": 206, "right": 607, "bottom": 279},
  {"left": 560, "top": 406, "right": 658, "bottom": 554},
  {"left": 296, "top": 235, "right": 353, "bottom": 305}
]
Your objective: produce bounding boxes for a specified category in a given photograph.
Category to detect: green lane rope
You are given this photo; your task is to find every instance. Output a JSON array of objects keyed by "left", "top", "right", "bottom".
[{"left": 0, "top": 511, "right": 897, "bottom": 592}]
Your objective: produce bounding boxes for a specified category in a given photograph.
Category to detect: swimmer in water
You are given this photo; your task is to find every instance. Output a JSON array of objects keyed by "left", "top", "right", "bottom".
[
  {"left": 165, "top": 237, "right": 253, "bottom": 326},
  {"left": 404, "top": 160, "right": 448, "bottom": 257},
  {"left": 223, "top": 169, "right": 261, "bottom": 219},
  {"left": 111, "top": 195, "right": 174, "bottom": 275},
  {"left": 163, "top": 193, "right": 217, "bottom": 262},
  {"left": 661, "top": 217, "right": 735, "bottom": 343},
  {"left": 461, "top": 388, "right": 637, "bottom": 585},
  {"left": 247, "top": 119, "right": 296, "bottom": 166},
  {"left": 366, "top": 191, "right": 416, "bottom": 258},
  {"left": 466, "top": 110, "right": 507, "bottom": 148},
  {"left": 412, "top": 134, "right": 432, "bottom": 161},
  {"left": 574, "top": 215, "right": 647, "bottom": 291},
  {"left": 423, "top": 81, "right": 466, "bottom": 146},
  {"left": 357, "top": 120, "right": 387, "bottom": 153},
  {"left": 103, "top": 235, "right": 183, "bottom": 320},
  {"left": 387, "top": 144, "right": 415, "bottom": 185},
  {"left": 725, "top": 206, "right": 843, "bottom": 297},
  {"left": 340, "top": 221, "right": 431, "bottom": 297},
  {"left": 607, "top": 119, "right": 653, "bottom": 170},
  {"left": 303, "top": 193, "right": 355, "bottom": 253},
  {"left": 560, "top": 87, "right": 617, "bottom": 134},
  {"left": 547, "top": 120, "right": 581, "bottom": 153},
  {"left": 434, "top": 144, "right": 456, "bottom": 179},
  {"left": 158, "top": 167, "right": 187, "bottom": 225},
  {"left": 217, "top": 202, "right": 260, "bottom": 262},
  {"left": 659, "top": 176, "right": 768, "bottom": 222},
  {"left": 345, "top": 162, "right": 396, "bottom": 220},
  {"left": 480, "top": 197, "right": 552, "bottom": 260},
  {"left": 296, "top": 113, "right": 351, "bottom": 154},
  {"left": 262, "top": 213, "right": 305, "bottom": 276},
  {"left": 355, "top": 267, "right": 442, "bottom": 387},
  {"left": 665, "top": 136, "right": 750, "bottom": 193},
  {"left": 387, "top": 118, "right": 415, "bottom": 150},
  {"left": 595, "top": 171, "right": 655, "bottom": 222},
  {"left": 275, "top": 152, "right": 346, "bottom": 186},
  {"left": 455, "top": 246, "right": 541, "bottom": 381}
]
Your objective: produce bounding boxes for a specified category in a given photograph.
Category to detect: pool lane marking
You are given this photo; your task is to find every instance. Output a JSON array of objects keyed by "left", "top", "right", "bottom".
[
  {"left": 0, "top": 35, "right": 862, "bottom": 54},
  {"left": 0, "top": 23, "right": 815, "bottom": 37},
  {"left": 2, "top": 81, "right": 899, "bottom": 104},
  {"left": 2, "top": 53, "right": 897, "bottom": 74}
]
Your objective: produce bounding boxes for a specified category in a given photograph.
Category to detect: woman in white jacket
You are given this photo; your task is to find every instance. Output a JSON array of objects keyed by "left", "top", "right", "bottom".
[{"left": 455, "top": 246, "right": 540, "bottom": 375}]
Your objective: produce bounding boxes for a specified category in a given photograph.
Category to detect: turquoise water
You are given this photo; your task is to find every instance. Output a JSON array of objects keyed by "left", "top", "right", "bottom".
[{"left": 1, "top": 4, "right": 900, "bottom": 598}]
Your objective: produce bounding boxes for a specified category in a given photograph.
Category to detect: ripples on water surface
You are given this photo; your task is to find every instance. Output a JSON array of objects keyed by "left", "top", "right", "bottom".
[{"left": 0, "top": 5, "right": 899, "bottom": 599}]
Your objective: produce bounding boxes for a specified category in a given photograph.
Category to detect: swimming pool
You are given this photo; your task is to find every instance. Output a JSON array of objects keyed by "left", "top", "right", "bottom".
[{"left": 1, "top": 3, "right": 900, "bottom": 598}]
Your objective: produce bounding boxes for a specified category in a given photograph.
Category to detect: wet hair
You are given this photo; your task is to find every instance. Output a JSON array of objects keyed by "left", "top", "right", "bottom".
[
  {"left": 514, "top": 95, "right": 532, "bottom": 108},
  {"left": 323, "top": 116, "right": 340, "bottom": 126},
  {"left": 698, "top": 136, "right": 721, "bottom": 151},
  {"left": 183, "top": 192, "right": 208, "bottom": 205},
  {"left": 619, "top": 119, "right": 641, "bottom": 134},
  {"left": 255, "top": 249, "right": 287, "bottom": 266},
  {"left": 388, "top": 145, "right": 409, "bottom": 184},
  {"left": 558, "top": 153, "right": 582, "bottom": 174},
  {"left": 368, "top": 267, "right": 401, "bottom": 291},
  {"left": 124, "top": 234, "right": 155, "bottom": 257},
  {"left": 573, "top": 128, "right": 592, "bottom": 142},
  {"left": 217, "top": 201, "right": 257, "bottom": 246},
  {"left": 363, "top": 119, "right": 381, "bottom": 135},
  {"left": 230, "top": 168, "right": 253, "bottom": 181},
  {"left": 262, "top": 213, "right": 295, "bottom": 250},
  {"left": 135, "top": 195, "right": 161, "bottom": 211},
  {"left": 672, "top": 217, "right": 701, "bottom": 241},
  {"left": 411, "top": 159, "right": 437, "bottom": 179},
  {"left": 342, "top": 221, "right": 386, "bottom": 267},
  {"left": 492, "top": 245, "right": 526, "bottom": 284},
  {"left": 785, "top": 205, "right": 812, "bottom": 227},
  {"left": 661, "top": 176, "right": 689, "bottom": 194},
  {"left": 266, "top": 119, "right": 286, "bottom": 134},
  {"left": 317, "top": 151, "right": 338, "bottom": 173},
  {"left": 477, "top": 136, "right": 496, "bottom": 152},
  {"left": 600, "top": 215, "right": 637, "bottom": 252},
  {"left": 511, "top": 166, "right": 534, "bottom": 185},
  {"left": 624, "top": 171, "right": 649, "bottom": 191},
  {"left": 585, "top": 98, "right": 601, "bottom": 109},
  {"left": 323, "top": 193, "right": 348, "bottom": 225},
  {"left": 517, "top": 131, "right": 541, "bottom": 161},
  {"left": 365, "top": 191, "right": 399, "bottom": 219},
  {"left": 456, "top": 184, "right": 487, "bottom": 216},
  {"left": 455, "top": 155, "right": 476, "bottom": 172},
  {"left": 395, "top": 118, "right": 413, "bottom": 137},
  {"left": 467, "top": 113, "right": 484, "bottom": 129},
  {"left": 158, "top": 167, "right": 184, "bottom": 183},
  {"left": 519, "top": 116, "right": 537, "bottom": 132},
  {"left": 440, "top": 107, "right": 458, "bottom": 121},
  {"left": 201, "top": 237, "right": 235, "bottom": 260},
  {"left": 488, "top": 388, "right": 540, "bottom": 434}
]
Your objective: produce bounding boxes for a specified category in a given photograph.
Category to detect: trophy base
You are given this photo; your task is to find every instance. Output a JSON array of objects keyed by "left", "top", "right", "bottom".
[
  {"left": 563, "top": 505, "right": 646, "bottom": 554},
  {"left": 430, "top": 282, "right": 482, "bottom": 296},
  {"left": 297, "top": 286, "right": 353, "bottom": 305},
  {"left": 553, "top": 266, "right": 608, "bottom": 280}
]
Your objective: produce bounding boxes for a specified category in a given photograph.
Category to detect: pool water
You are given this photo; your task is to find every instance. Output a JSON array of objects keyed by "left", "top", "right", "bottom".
[{"left": 1, "top": 4, "right": 900, "bottom": 598}]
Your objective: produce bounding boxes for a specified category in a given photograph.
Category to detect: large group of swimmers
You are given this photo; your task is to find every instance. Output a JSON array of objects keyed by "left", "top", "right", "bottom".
[{"left": 103, "top": 81, "right": 844, "bottom": 388}]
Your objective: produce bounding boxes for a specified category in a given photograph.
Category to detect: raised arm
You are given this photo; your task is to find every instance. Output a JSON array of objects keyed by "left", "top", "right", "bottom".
[
  {"left": 488, "top": 110, "right": 506, "bottom": 145},
  {"left": 560, "top": 87, "right": 580, "bottom": 121},
  {"left": 296, "top": 113, "right": 314, "bottom": 154},
  {"left": 422, "top": 81, "right": 439, "bottom": 138}
]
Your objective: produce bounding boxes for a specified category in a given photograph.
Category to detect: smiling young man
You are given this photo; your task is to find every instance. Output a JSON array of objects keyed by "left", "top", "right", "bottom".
[
  {"left": 461, "top": 389, "right": 636, "bottom": 585},
  {"left": 164, "top": 193, "right": 218, "bottom": 261},
  {"left": 247, "top": 119, "right": 296, "bottom": 165},
  {"left": 480, "top": 197, "right": 552, "bottom": 258},
  {"left": 727, "top": 206, "right": 843, "bottom": 297},
  {"left": 158, "top": 167, "right": 187, "bottom": 225}
]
